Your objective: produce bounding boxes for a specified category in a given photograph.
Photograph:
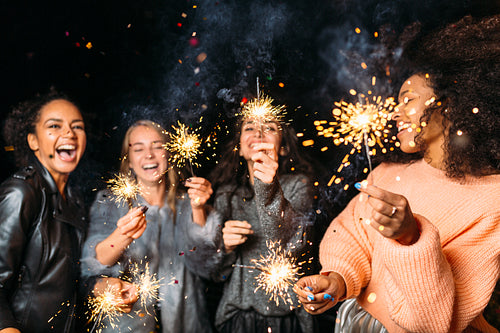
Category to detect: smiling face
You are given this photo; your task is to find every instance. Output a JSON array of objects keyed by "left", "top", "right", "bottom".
[
  {"left": 393, "top": 74, "right": 446, "bottom": 161},
  {"left": 127, "top": 125, "right": 168, "bottom": 186},
  {"left": 238, "top": 117, "right": 282, "bottom": 161},
  {"left": 27, "top": 99, "right": 86, "bottom": 182}
]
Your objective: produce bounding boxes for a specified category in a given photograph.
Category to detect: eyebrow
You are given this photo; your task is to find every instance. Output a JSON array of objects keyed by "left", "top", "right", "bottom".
[
  {"left": 130, "top": 140, "right": 163, "bottom": 146},
  {"left": 44, "top": 118, "right": 84, "bottom": 124}
]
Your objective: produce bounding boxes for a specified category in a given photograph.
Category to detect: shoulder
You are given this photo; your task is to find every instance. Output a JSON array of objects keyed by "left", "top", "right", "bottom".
[
  {"left": 0, "top": 166, "right": 40, "bottom": 201},
  {"left": 279, "top": 173, "right": 311, "bottom": 191}
]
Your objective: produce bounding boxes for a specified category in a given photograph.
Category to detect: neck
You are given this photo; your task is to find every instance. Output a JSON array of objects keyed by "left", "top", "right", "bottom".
[
  {"left": 139, "top": 178, "right": 166, "bottom": 207},
  {"left": 53, "top": 174, "right": 69, "bottom": 199},
  {"left": 424, "top": 140, "right": 446, "bottom": 171}
]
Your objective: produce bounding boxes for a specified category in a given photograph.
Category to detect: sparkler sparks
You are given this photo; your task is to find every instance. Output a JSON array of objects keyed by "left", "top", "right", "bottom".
[
  {"left": 313, "top": 78, "right": 396, "bottom": 185},
  {"left": 163, "top": 121, "right": 202, "bottom": 175},
  {"left": 237, "top": 240, "right": 300, "bottom": 306},
  {"left": 240, "top": 92, "right": 286, "bottom": 124},
  {"left": 129, "top": 262, "right": 163, "bottom": 314},
  {"left": 106, "top": 173, "right": 142, "bottom": 208},
  {"left": 87, "top": 283, "right": 127, "bottom": 332}
]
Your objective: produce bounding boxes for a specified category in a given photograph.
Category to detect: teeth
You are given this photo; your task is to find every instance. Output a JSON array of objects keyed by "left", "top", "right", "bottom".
[
  {"left": 57, "top": 144, "right": 76, "bottom": 150},
  {"left": 398, "top": 123, "right": 410, "bottom": 132},
  {"left": 143, "top": 164, "right": 158, "bottom": 170}
]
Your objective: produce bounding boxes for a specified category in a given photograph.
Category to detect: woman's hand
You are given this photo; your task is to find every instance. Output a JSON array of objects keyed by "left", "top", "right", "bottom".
[
  {"left": 222, "top": 220, "right": 254, "bottom": 253},
  {"left": 116, "top": 206, "right": 148, "bottom": 240},
  {"left": 93, "top": 277, "right": 138, "bottom": 313},
  {"left": 293, "top": 272, "right": 346, "bottom": 314},
  {"left": 185, "top": 177, "right": 213, "bottom": 208},
  {"left": 356, "top": 182, "right": 419, "bottom": 245},
  {"left": 251, "top": 142, "right": 279, "bottom": 184}
]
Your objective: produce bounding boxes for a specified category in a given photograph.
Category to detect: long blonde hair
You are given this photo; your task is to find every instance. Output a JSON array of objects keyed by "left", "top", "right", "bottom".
[{"left": 120, "top": 120, "right": 178, "bottom": 214}]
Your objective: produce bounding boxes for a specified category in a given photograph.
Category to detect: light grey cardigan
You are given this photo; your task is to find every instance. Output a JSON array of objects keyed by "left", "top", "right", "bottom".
[{"left": 80, "top": 189, "right": 219, "bottom": 333}]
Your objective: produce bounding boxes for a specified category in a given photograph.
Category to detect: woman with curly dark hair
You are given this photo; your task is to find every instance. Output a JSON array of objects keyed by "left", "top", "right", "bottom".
[
  {"left": 295, "top": 15, "right": 500, "bottom": 333},
  {"left": 0, "top": 92, "right": 136, "bottom": 333}
]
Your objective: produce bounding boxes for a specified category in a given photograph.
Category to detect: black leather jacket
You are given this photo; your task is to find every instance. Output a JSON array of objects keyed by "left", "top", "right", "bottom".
[{"left": 0, "top": 156, "right": 87, "bottom": 332}]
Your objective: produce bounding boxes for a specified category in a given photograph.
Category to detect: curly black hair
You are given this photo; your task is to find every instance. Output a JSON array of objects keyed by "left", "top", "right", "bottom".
[
  {"left": 381, "top": 15, "right": 500, "bottom": 178},
  {"left": 3, "top": 89, "right": 75, "bottom": 167},
  {"left": 209, "top": 116, "right": 314, "bottom": 198}
]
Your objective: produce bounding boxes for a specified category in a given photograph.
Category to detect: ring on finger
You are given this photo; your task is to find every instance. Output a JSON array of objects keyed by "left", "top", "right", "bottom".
[{"left": 390, "top": 206, "right": 397, "bottom": 217}]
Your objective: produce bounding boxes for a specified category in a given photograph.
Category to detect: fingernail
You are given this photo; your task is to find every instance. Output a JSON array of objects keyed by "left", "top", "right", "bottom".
[
  {"left": 307, "top": 294, "right": 314, "bottom": 301},
  {"left": 141, "top": 206, "right": 149, "bottom": 213},
  {"left": 305, "top": 286, "right": 313, "bottom": 291},
  {"left": 186, "top": 178, "right": 192, "bottom": 182},
  {"left": 323, "top": 293, "right": 332, "bottom": 300},
  {"left": 354, "top": 182, "right": 362, "bottom": 190}
]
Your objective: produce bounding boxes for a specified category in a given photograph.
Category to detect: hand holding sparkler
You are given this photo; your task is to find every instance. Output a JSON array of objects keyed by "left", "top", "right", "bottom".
[
  {"left": 250, "top": 142, "right": 279, "bottom": 184},
  {"left": 354, "top": 182, "right": 419, "bottom": 245},
  {"left": 222, "top": 220, "right": 254, "bottom": 253},
  {"left": 184, "top": 176, "right": 214, "bottom": 226},
  {"left": 95, "top": 206, "right": 148, "bottom": 266},
  {"left": 87, "top": 277, "right": 138, "bottom": 332},
  {"left": 293, "top": 272, "right": 345, "bottom": 314}
]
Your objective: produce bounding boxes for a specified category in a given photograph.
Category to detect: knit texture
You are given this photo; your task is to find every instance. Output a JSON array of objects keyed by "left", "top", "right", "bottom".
[{"left": 320, "top": 159, "right": 500, "bottom": 333}]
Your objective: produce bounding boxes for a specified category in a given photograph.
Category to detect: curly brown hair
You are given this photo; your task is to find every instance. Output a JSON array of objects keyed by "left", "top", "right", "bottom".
[
  {"left": 382, "top": 15, "right": 500, "bottom": 178},
  {"left": 3, "top": 90, "right": 76, "bottom": 167}
]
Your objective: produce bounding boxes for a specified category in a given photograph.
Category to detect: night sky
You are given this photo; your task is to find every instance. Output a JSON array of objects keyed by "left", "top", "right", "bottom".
[{"left": 1, "top": 0, "right": 498, "bottom": 212}]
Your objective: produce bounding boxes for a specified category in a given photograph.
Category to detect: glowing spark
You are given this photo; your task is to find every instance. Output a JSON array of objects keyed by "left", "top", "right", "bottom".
[
  {"left": 87, "top": 284, "right": 126, "bottom": 332},
  {"left": 129, "top": 262, "right": 163, "bottom": 314},
  {"left": 315, "top": 80, "right": 396, "bottom": 184},
  {"left": 164, "top": 121, "right": 202, "bottom": 175},
  {"left": 107, "top": 173, "right": 141, "bottom": 208},
  {"left": 240, "top": 93, "right": 285, "bottom": 124},
  {"left": 237, "top": 240, "right": 300, "bottom": 306}
]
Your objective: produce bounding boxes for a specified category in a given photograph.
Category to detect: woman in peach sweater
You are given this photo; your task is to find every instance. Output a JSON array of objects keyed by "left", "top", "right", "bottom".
[{"left": 294, "top": 15, "right": 500, "bottom": 333}]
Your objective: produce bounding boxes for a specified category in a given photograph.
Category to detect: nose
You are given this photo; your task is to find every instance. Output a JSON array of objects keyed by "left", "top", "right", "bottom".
[
  {"left": 63, "top": 125, "right": 76, "bottom": 137},
  {"left": 391, "top": 103, "right": 405, "bottom": 123}
]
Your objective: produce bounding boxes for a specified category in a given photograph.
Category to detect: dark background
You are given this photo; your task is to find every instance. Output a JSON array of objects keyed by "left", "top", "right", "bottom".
[{"left": 1, "top": 0, "right": 498, "bottom": 209}]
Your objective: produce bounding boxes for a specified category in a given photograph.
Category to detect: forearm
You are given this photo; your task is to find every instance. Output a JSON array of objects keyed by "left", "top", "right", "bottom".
[
  {"left": 95, "top": 229, "right": 132, "bottom": 266},
  {"left": 191, "top": 206, "right": 207, "bottom": 226}
]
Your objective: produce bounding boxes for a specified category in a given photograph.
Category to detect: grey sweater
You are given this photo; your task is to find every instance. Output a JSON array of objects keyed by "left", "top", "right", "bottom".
[
  {"left": 80, "top": 190, "right": 217, "bottom": 333},
  {"left": 195, "top": 174, "right": 315, "bottom": 332}
]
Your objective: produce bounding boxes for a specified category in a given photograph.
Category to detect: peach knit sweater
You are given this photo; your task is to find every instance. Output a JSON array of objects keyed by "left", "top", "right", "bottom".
[{"left": 320, "top": 159, "right": 500, "bottom": 333}]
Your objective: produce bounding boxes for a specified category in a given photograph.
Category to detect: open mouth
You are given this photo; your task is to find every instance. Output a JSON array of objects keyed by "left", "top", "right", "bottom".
[
  {"left": 397, "top": 122, "right": 412, "bottom": 133},
  {"left": 142, "top": 163, "right": 159, "bottom": 171},
  {"left": 56, "top": 144, "right": 77, "bottom": 161}
]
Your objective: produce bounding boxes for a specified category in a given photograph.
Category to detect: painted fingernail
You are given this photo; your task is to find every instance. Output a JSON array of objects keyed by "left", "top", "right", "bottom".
[
  {"left": 186, "top": 178, "right": 192, "bottom": 182},
  {"left": 305, "top": 286, "right": 313, "bottom": 291},
  {"left": 323, "top": 293, "right": 332, "bottom": 300},
  {"left": 141, "top": 206, "right": 149, "bottom": 213},
  {"left": 307, "top": 294, "right": 315, "bottom": 301},
  {"left": 354, "top": 182, "right": 362, "bottom": 190}
]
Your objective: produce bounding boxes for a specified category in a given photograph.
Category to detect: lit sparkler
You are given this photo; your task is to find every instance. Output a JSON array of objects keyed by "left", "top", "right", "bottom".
[
  {"left": 235, "top": 240, "right": 300, "bottom": 306},
  {"left": 106, "top": 173, "right": 142, "bottom": 208},
  {"left": 314, "top": 77, "right": 396, "bottom": 185},
  {"left": 87, "top": 283, "right": 127, "bottom": 332},
  {"left": 240, "top": 92, "right": 286, "bottom": 125},
  {"left": 129, "top": 261, "right": 163, "bottom": 314},
  {"left": 163, "top": 121, "right": 202, "bottom": 176}
]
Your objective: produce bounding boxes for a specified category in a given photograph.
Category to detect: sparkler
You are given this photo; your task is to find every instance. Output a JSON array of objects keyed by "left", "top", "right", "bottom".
[
  {"left": 128, "top": 261, "right": 163, "bottom": 314},
  {"left": 163, "top": 121, "right": 202, "bottom": 176},
  {"left": 234, "top": 240, "right": 300, "bottom": 306},
  {"left": 87, "top": 282, "right": 127, "bottom": 333},
  {"left": 106, "top": 173, "right": 142, "bottom": 208},
  {"left": 239, "top": 77, "right": 286, "bottom": 142},
  {"left": 315, "top": 77, "right": 396, "bottom": 185}
]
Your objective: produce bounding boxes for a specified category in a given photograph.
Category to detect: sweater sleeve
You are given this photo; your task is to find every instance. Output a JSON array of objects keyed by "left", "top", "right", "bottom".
[
  {"left": 80, "top": 190, "right": 124, "bottom": 279},
  {"left": 381, "top": 213, "right": 500, "bottom": 333},
  {"left": 319, "top": 193, "right": 374, "bottom": 300},
  {"left": 175, "top": 198, "right": 226, "bottom": 280},
  {"left": 253, "top": 174, "right": 314, "bottom": 250}
]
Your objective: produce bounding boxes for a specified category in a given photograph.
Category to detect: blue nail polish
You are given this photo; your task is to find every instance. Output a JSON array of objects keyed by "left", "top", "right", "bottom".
[
  {"left": 323, "top": 293, "right": 332, "bottom": 300},
  {"left": 354, "top": 182, "right": 362, "bottom": 190},
  {"left": 307, "top": 294, "right": 314, "bottom": 301},
  {"left": 305, "top": 286, "right": 313, "bottom": 291}
]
